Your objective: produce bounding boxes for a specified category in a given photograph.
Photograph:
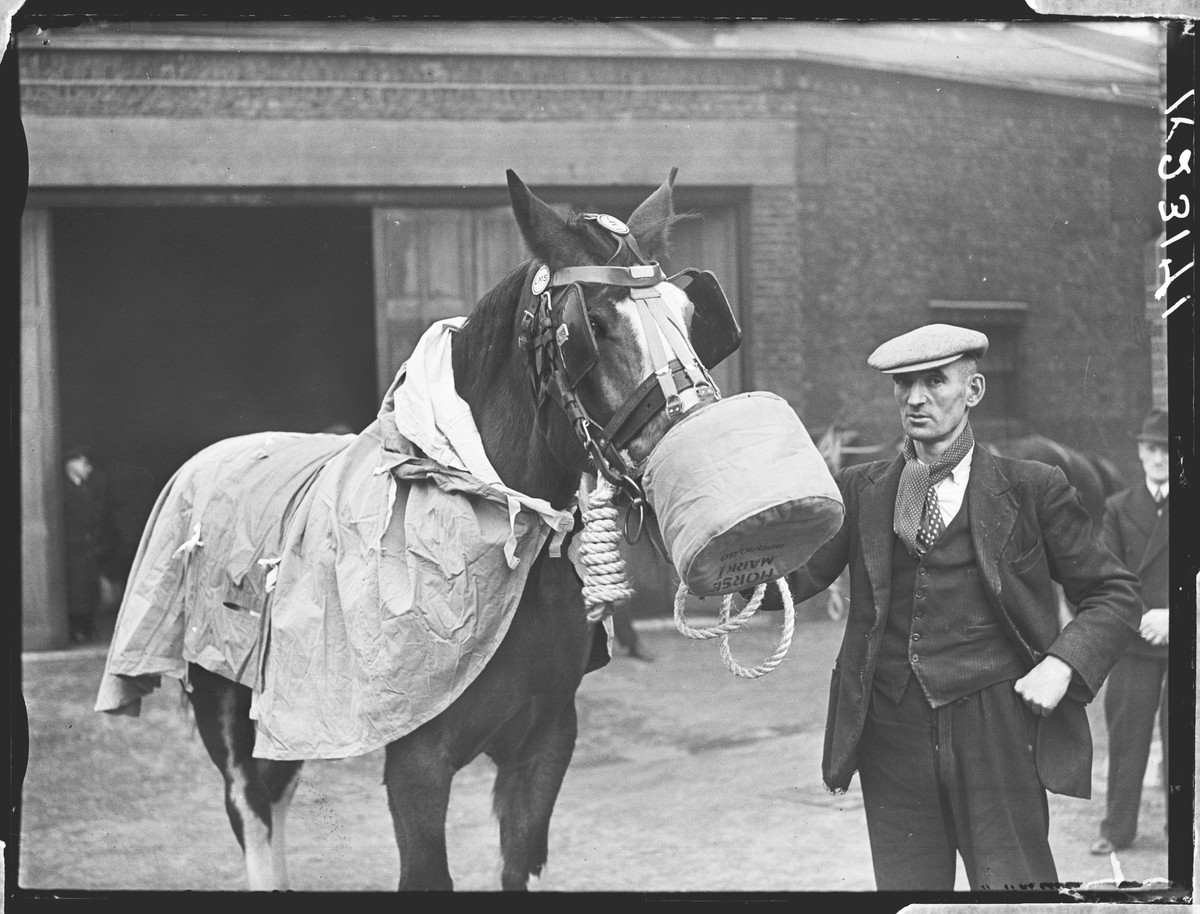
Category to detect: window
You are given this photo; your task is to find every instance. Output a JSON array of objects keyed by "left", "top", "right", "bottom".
[{"left": 928, "top": 300, "right": 1028, "bottom": 438}]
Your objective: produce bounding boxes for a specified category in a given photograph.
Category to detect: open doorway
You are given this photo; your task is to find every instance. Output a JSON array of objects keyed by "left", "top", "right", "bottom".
[{"left": 52, "top": 205, "right": 377, "bottom": 598}]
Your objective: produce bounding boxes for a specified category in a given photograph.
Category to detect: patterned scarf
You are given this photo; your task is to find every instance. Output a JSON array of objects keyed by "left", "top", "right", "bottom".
[{"left": 894, "top": 423, "right": 974, "bottom": 557}]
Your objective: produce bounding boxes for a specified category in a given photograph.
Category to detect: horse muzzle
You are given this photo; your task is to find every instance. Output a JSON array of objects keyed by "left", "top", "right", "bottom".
[{"left": 642, "top": 392, "right": 845, "bottom": 597}]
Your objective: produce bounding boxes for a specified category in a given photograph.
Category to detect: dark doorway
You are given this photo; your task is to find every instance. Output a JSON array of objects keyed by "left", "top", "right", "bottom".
[{"left": 53, "top": 206, "right": 376, "bottom": 580}]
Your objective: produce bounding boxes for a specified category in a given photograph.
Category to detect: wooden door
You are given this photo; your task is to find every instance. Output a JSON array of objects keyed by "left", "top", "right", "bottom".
[
  {"left": 663, "top": 206, "right": 741, "bottom": 396},
  {"left": 374, "top": 208, "right": 474, "bottom": 395}
]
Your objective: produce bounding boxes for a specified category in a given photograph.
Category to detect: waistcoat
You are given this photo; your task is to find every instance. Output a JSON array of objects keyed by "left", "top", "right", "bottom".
[{"left": 873, "top": 500, "right": 1026, "bottom": 707}]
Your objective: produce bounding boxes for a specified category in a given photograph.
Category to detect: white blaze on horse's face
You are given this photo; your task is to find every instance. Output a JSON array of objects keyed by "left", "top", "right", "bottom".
[
  {"left": 620, "top": 281, "right": 695, "bottom": 369},
  {"left": 603, "top": 280, "right": 698, "bottom": 463}
]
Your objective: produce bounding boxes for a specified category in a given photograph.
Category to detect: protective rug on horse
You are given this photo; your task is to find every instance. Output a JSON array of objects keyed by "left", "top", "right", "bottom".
[{"left": 96, "top": 318, "right": 593, "bottom": 760}]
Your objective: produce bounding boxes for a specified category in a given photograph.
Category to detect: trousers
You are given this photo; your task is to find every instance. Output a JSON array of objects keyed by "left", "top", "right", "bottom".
[
  {"left": 856, "top": 677, "right": 1058, "bottom": 891},
  {"left": 1100, "top": 653, "right": 1169, "bottom": 847}
]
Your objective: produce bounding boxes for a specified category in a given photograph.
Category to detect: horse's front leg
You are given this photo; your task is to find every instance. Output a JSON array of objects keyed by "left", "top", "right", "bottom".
[
  {"left": 491, "top": 699, "right": 578, "bottom": 891},
  {"left": 384, "top": 730, "right": 456, "bottom": 891}
]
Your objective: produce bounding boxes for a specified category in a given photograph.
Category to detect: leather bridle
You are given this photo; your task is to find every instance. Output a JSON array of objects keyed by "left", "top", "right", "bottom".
[{"left": 518, "top": 214, "right": 722, "bottom": 535}]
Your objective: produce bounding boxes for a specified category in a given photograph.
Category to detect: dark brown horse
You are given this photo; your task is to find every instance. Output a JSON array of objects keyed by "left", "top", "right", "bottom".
[{"left": 140, "top": 170, "right": 717, "bottom": 890}]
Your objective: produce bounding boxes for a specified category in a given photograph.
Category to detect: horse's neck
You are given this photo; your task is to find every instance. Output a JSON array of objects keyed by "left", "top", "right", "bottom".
[
  {"left": 451, "top": 319, "right": 582, "bottom": 511},
  {"left": 484, "top": 400, "right": 582, "bottom": 509}
]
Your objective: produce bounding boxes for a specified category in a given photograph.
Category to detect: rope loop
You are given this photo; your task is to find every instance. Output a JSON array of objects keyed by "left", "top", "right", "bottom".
[
  {"left": 673, "top": 576, "right": 795, "bottom": 679},
  {"left": 579, "top": 475, "right": 635, "bottom": 623}
]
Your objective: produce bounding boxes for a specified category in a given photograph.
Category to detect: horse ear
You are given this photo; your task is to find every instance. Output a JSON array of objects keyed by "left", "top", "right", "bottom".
[
  {"left": 507, "top": 169, "right": 588, "bottom": 265},
  {"left": 626, "top": 167, "right": 678, "bottom": 261}
]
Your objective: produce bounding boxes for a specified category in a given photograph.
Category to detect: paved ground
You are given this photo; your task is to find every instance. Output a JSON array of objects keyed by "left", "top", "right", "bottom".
[{"left": 13, "top": 609, "right": 1181, "bottom": 901}]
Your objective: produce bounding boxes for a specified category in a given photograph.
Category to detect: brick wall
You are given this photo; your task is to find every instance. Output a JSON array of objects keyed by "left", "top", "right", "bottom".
[
  {"left": 784, "top": 68, "right": 1160, "bottom": 475},
  {"left": 23, "top": 43, "right": 1161, "bottom": 475}
]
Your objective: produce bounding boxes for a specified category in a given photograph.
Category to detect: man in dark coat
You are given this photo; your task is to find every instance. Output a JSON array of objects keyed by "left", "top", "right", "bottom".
[
  {"left": 63, "top": 446, "right": 114, "bottom": 643},
  {"left": 1090, "top": 407, "right": 1170, "bottom": 856},
  {"left": 786, "top": 324, "right": 1140, "bottom": 891}
]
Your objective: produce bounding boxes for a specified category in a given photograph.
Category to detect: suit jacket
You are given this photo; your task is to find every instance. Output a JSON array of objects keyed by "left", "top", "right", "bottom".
[
  {"left": 790, "top": 447, "right": 1141, "bottom": 799},
  {"left": 1102, "top": 483, "right": 1169, "bottom": 660}
]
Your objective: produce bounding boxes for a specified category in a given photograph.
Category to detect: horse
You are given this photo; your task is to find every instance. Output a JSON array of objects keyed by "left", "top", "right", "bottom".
[
  {"left": 776, "top": 423, "right": 1125, "bottom": 621},
  {"left": 98, "top": 168, "right": 727, "bottom": 891}
]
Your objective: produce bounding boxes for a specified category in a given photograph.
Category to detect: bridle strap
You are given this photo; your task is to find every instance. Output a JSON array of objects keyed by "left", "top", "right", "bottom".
[
  {"left": 602, "top": 361, "right": 694, "bottom": 449},
  {"left": 619, "top": 231, "right": 649, "bottom": 265},
  {"left": 552, "top": 263, "right": 664, "bottom": 288},
  {"left": 635, "top": 290, "right": 710, "bottom": 391},
  {"left": 634, "top": 297, "right": 682, "bottom": 410}
]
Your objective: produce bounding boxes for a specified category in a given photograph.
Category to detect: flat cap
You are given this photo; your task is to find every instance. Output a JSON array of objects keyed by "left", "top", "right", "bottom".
[{"left": 867, "top": 323, "right": 989, "bottom": 374}]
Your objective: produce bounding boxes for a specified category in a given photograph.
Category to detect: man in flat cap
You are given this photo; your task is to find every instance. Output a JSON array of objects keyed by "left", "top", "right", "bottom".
[
  {"left": 784, "top": 323, "right": 1140, "bottom": 890},
  {"left": 1091, "top": 407, "right": 1170, "bottom": 857}
]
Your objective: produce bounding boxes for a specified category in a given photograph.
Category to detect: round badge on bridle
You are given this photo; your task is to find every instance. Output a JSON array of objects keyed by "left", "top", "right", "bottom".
[
  {"left": 596, "top": 214, "right": 629, "bottom": 235},
  {"left": 531, "top": 264, "right": 551, "bottom": 296}
]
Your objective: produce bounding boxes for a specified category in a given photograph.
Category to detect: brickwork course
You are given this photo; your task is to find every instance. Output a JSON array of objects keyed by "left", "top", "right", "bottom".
[{"left": 20, "top": 20, "right": 1165, "bottom": 481}]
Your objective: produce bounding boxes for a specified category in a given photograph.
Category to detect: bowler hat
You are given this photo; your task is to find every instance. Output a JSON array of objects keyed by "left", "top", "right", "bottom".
[
  {"left": 867, "top": 323, "right": 989, "bottom": 374},
  {"left": 1136, "top": 408, "right": 1168, "bottom": 444}
]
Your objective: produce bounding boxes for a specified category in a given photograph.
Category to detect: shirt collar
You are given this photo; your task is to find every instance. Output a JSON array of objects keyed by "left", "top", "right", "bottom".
[
  {"left": 946, "top": 445, "right": 974, "bottom": 486},
  {"left": 1146, "top": 478, "right": 1169, "bottom": 499},
  {"left": 917, "top": 445, "right": 974, "bottom": 485}
]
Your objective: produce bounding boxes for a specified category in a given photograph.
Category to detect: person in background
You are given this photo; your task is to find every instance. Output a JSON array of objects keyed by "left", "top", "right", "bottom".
[
  {"left": 612, "top": 600, "right": 651, "bottom": 661},
  {"left": 1091, "top": 407, "right": 1170, "bottom": 856},
  {"left": 63, "top": 446, "right": 115, "bottom": 643},
  {"left": 784, "top": 323, "right": 1140, "bottom": 890}
]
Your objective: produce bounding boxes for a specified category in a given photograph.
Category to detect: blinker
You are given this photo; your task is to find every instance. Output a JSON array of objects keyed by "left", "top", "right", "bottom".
[
  {"left": 553, "top": 285, "right": 598, "bottom": 390},
  {"left": 540, "top": 266, "right": 741, "bottom": 387},
  {"left": 670, "top": 269, "right": 742, "bottom": 371}
]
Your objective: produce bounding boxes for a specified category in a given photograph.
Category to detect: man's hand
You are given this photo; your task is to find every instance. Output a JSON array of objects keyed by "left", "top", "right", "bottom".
[
  {"left": 1014, "top": 655, "right": 1074, "bottom": 717},
  {"left": 1139, "top": 608, "right": 1169, "bottom": 646}
]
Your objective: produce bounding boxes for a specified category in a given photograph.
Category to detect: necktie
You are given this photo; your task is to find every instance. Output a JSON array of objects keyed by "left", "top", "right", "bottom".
[
  {"left": 916, "top": 484, "right": 945, "bottom": 553},
  {"left": 894, "top": 424, "right": 975, "bottom": 557}
]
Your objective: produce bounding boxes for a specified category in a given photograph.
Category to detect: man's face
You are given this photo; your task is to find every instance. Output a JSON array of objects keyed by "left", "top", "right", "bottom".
[
  {"left": 893, "top": 359, "right": 984, "bottom": 447},
  {"left": 1138, "top": 441, "right": 1169, "bottom": 486}
]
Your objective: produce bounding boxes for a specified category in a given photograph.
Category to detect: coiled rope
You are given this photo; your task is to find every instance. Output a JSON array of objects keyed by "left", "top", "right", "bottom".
[
  {"left": 577, "top": 474, "right": 794, "bottom": 679},
  {"left": 673, "top": 576, "right": 795, "bottom": 679},
  {"left": 578, "top": 476, "right": 635, "bottom": 622}
]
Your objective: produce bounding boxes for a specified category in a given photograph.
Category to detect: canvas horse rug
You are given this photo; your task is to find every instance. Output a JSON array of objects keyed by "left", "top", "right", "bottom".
[{"left": 95, "top": 318, "right": 600, "bottom": 760}]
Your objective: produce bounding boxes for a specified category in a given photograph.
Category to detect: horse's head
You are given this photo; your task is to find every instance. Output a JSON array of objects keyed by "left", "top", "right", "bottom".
[{"left": 476, "top": 168, "right": 739, "bottom": 508}]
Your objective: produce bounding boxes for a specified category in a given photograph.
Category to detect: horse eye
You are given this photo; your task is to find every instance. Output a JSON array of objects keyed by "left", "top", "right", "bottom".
[{"left": 589, "top": 315, "right": 604, "bottom": 338}]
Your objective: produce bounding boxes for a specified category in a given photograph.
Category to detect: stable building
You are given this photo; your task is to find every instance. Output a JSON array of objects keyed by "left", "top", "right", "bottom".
[{"left": 18, "top": 20, "right": 1163, "bottom": 648}]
